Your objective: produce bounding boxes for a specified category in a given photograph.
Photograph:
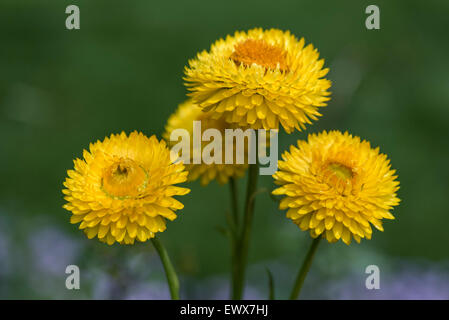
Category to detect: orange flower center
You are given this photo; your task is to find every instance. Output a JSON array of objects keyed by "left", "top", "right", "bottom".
[
  {"left": 328, "top": 162, "right": 353, "bottom": 180},
  {"left": 102, "top": 158, "right": 148, "bottom": 199},
  {"left": 319, "top": 160, "right": 357, "bottom": 194},
  {"left": 230, "top": 39, "right": 288, "bottom": 71}
]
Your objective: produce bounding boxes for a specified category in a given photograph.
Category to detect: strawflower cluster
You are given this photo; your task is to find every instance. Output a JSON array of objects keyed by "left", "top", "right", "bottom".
[{"left": 62, "top": 28, "right": 400, "bottom": 300}]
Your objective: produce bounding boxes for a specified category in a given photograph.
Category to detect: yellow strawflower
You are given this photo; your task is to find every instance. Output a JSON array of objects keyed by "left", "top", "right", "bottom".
[
  {"left": 272, "top": 131, "right": 400, "bottom": 245},
  {"left": 163, "top": 99, "right": 247, "bottom": 185},
  {"left": 62, "top": 131, "right": 190, "bottom": 245},
  {"left": 184, "top": 28, "right": 331, "bottom": 133}
]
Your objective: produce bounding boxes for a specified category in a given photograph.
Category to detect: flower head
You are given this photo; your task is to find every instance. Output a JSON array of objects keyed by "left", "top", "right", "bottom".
[
  {"left": 62, "top": 131, "right": 190, "bottom": 245},
  {"left": 163, "top": 99, "right": 247, "bottom": 185},
  {"left": 272, "top": 131, "right": 400, "bottom": 245},
  {"left": 184, "top": 28, "right": 331, "bottom": 133}
]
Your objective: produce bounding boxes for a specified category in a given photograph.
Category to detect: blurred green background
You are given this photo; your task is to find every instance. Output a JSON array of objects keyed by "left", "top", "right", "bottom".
[{"left": 0, "top": 0, "right": 448, "bottom": 299}]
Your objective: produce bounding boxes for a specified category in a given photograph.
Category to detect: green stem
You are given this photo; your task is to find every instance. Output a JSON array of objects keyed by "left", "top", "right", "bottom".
[
  {"left": 229, "top": 177, "right": 240, "bottom": 231},
  {"left": 229, "top": 177, "right": 239, "bottom": 299},
  {"left": 151, "top": 237, "right": 180, "bottom": 300},
  {"left": 289, "top": 237, "right": 321, "bottom": 300},
  {"left": 232, "top": 160, "right": 259, "bottom": 299}
]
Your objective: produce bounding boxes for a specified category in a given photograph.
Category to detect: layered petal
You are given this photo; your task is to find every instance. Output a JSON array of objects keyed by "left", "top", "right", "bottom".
[
  {"left": 62, "top": 131, "right": 190, "bottom": 245},
  {"left": 272, "top": 131, "right": 400, "bottom": 245}
]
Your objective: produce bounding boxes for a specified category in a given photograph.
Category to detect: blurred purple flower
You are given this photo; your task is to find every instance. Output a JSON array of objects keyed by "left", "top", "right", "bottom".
[
  {"left": 0, "top": 231, "right": 10, "bottom": 275},
  {"left": 330, "top": 265, "right": 449, "bottom": 300},
  {"left": 125, "top": 282, "right": 170, "bottom": 300},
  {"left": 189, "top": 276, "right": 264, "bottom": 300},
  {"left": 29, "top": 227, "right": 81, "bottom": 276}
]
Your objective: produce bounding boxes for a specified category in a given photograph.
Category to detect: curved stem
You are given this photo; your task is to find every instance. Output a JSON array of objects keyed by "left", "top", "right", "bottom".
[
  {"left": 232, "top": 160, "right": 259, "bottom": 299},
  {"left": 151, "top": 237, "right": 180, "bottom": 300},
  {"left": 289, "top": 237, "right": 321, "bottom": 300}
]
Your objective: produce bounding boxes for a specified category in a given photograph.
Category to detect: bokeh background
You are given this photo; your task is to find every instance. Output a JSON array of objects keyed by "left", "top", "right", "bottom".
[{"left": 0, "top": 0, "right": 448, "bottom": 299}]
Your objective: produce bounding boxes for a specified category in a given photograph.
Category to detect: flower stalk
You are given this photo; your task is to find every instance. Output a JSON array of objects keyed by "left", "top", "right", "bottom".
[
  {"left": 289, "top": 236, "right": 321, "bottom": 300},
  {"left": 229, "top": 177, "right": 240, "bottom": 232},
  {"left": 151, "top": 237, "right": 180, "bottom": 300},
  {"left": 232, "top": 135, "right": 259, "bottom": 299}
]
